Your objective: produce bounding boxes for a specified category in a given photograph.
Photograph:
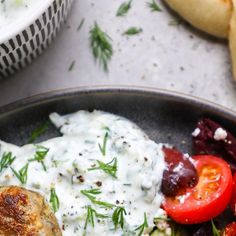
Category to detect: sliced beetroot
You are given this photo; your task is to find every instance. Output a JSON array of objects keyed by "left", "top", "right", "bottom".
[
  {"left": 192, "top": 118, "right": 236, "bottom": 171},
  {"left": 161, "top": 147, "right": 198, "bottom": 197}
]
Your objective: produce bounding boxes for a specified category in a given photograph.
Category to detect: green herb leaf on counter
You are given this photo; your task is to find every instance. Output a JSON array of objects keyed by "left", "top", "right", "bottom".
[
  {"left": 123, "top": 27, "right": 143, "bottom": 36},
  {"left": 68, "top": 60, "right": 76, "bottom": 71},
  {"left": 50, "top": 187, "right": 60, "bottom": 213},
  {"left": 135, "top": 213, "right": 149, "bottom": 236},
  {"left": 88, "top": 158, "right": 118, "bottom": 178},
  {"left": 98, "top": 131, "right": 109, "bottom": 156},
  {"left": 116, "top": 0, "right": 132, "bottom": 16},
  {"left": 147, "top": 0, "right": 162, "bottom": 12},
  {"left": 0, "top": 152, "right": 15, "bottom": 174},
  {"left": 11, "top": 163, "right": 29, "bottom": 184},
  {"left": 77, "top": 18, "right": 85, "bottom": 31},
  {"left": 84, "top": 205, "right": 108, "bottom": 230},
  {"left": 112, "top": 206, "right": 127, "bottom": 229},
  {"left": 211, "top": 219, "right": 221, "bottom": 236},
  {"left": 28, "top": 121, "right": 49, "bottom": 143},
  {"left": 81, "top": 188, "right": 115, "bottom": 208},
  {"left": 168, "top": 18, "right": 182, "bottom": 26},
  {"left": 29, "top": 145, "right": 49, "bottom": 171},
  {"left": 89, "top": 22, "right": 113, "bottom": 72}
]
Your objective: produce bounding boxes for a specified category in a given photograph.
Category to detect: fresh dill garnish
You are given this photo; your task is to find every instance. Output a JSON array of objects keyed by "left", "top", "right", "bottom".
[
  {"left": 50, "top": 187, "right": 60, "bottom": 213},
  {"left": 116, "top": 0, "right": 132, "bottom": 16},
  {"left": 28, "top": 121, "right": 49, "bottom": 143},
  {"left": 84, "top": 205, "right": 108, "bottom": 231},
  {"left": 11, "top": 163, "right": 29, "bottom": 184},
  {"left": 211, "top": 219, "right": 221, "bottom": 236},
  {"left": 89, "top": 22, "right": 113, "bottom": 72},
  {"left": 123, "top": 27, "right": 143, "bottom": 36},
  {"left": 98, "top": 132, "right": 109, "bottom": 156},
  {"left": 0, "top": 152, "right": 15, "bottom": 173},
  {"left": 81, "top": 188, "right": 115, "bottom": 208},
  {"left": 134, "top": 213, "right": 148, "bottom": 236},
  {"left": 147, "top": 0, "right": 162, "bottom": 12},
  {"left": 29, "top": 145, "right": 49, "bottom": 171},
  {"left": 112, "top": 206, "right": 127, "bottom": 229},
  {"left": 77, "top": 18, "right": 85, "bottom": 31},
  {"left": 68, "top": 60, "right": 76, "bottom": 71},
  {"left": 88, "top": 158, "right": 118, "bottom": 178}
]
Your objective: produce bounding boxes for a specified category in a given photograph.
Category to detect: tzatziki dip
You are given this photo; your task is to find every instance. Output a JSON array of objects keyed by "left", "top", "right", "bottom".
[
  {"left": 0, "top": 0, "right": 40, "bottom": 31},
  {"left": 0, "top": 110, "right": 168, "bottom": 235}
]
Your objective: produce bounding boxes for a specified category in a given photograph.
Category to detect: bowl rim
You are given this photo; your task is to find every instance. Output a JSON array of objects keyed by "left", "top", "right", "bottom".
[
  {"left": 0, "top": 85, "right": 235, "bottom": 121},
  {"left": 0, "top": 0, "right": 55, "bottom": 44}
]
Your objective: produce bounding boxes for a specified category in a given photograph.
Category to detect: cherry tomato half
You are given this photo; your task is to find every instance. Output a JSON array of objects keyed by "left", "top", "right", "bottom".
[
  {"left": 223, "top": 222, "right": 236, "bottom": 236},
  {"left": 163, "top": 155, "right": 233, "bottom": 224}
]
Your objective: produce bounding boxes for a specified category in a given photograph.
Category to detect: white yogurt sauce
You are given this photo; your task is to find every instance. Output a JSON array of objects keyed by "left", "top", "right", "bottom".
[
  {"left": 0, "top": 0, "right": 40, "bottom": 31},
  {"left": 0, "top": 110, "right": 166, "bottom": 235}
]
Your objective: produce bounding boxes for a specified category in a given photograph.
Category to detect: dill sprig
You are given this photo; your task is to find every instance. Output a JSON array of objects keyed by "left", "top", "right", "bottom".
[
  {"left": 81, "top": 188, "right": 115, "bottom": 208},
  {"left": 98, "top": 132, "right": 109, "bottom": 156},
  {"left": 77, "top": 18, "right": 85, "bottom": 31},
  {"left": 84, "top": 205, "right": 108, "bottom": 231},
  {"left": 11, "top": 163, "right": 29, "bottom": 184},
  {"left": 211, "top": 219, "right": 221, "bottom": 236},
  {"left": 0, "top": 152, "right": 15, "bottom": 173},
  {"left": 147, "top": 0, "right": 162, "bottom": 12},
  {"left": 112, "top": 206, "right": 127, "bottom": 230},
  {"left": 89, "top": 22, "right": 113, "bottom": 72},
  {"left": 28, "top": 121, "right": 49, "bottom": 143},
  {"left": 88, "top": 158, "right": 118, "bottom": 178},
  {"left": 135, "top": 213, "right": 149, "bottom": 236},
  {"left": 123, "top": 27, "right": 143, "bottom": 36},
  {"left": 116, "top": 0, "right": 132, "bottom": 16},
  {"left": 50, "top": 187, "right": 60, "bottom": 213},
  {"left": 29, "top": 145, "right": 49, "bottom": 171},
  {"left": 68, "top": 60, "right": 76, "bottom": 71}
]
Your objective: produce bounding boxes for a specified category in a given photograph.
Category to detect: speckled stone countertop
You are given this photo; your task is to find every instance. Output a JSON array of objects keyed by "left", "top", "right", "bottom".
[{"left": 0, "top": 0, "right": 236, "bottom": 110}]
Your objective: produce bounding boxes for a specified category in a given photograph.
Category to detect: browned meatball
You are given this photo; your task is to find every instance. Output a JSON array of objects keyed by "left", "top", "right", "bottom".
[{"left": 0, "top": 186, "right": 62, "bottom": 236}]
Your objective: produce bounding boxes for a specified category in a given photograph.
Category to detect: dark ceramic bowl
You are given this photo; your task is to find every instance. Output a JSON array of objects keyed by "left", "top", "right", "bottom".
[{"left": 0, "top": 86, "right": 235, "bottom": 155}]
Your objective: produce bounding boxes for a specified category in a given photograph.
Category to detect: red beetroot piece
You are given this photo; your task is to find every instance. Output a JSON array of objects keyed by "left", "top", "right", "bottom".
[{"left": 192, "top": 118, "right": 236, "bottom": 171}]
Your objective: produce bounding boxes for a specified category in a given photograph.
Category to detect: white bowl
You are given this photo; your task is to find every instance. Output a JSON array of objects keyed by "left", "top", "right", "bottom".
[{"left": 0, "top": 0, "right": 74, "bottom": 78}]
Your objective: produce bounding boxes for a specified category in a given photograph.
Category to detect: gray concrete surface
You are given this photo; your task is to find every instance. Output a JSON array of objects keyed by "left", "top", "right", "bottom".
[{"left": 1, "top": 0, "right": 236, "bottom": 110}]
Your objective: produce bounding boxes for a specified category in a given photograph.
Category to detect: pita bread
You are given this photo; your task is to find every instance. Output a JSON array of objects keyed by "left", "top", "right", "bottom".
[
  {"left": 229, "top": 0, "right": 236, "bottom": 80},
  {"left": 164, "top": 0, "right": 232, "bottom": 38}
]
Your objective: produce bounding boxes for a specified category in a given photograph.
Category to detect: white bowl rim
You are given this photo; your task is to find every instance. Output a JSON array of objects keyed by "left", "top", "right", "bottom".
[{"left": 0, "top": 0, "right": 55, "bottom": 44}]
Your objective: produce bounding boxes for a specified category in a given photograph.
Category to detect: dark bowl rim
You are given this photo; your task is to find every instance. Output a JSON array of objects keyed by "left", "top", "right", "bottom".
[{"left": 0, "top": 85, "right": 235, "bottom": 120}]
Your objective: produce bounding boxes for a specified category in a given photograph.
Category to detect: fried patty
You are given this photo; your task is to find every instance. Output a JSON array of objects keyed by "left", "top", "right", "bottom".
[{"left": 0, "top": 186, "right": 62, "bottom": 236}]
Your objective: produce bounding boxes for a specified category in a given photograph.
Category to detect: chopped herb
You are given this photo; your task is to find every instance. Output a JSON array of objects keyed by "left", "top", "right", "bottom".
[
  {"left": 77, "top": 18, "right": 85, "bottom": 31},
  {"left": 50, "top": 187, "right": 60, "bottom": 213},
  {"left": 88, "top": 158, "right": 118, "bottom": 178},
  {"left": 89, "top": 22, "right": 113, "bottom": 72},
  {"left": 169, "top": 19, "right": 181, "bottom": 26},
  {"left": 211, "top": 219, "right": 221, "bottom": 236},
  {"left": 147, "top": 0, "right": 162, "bottom": 12},
  {"left": 11, "top": 163, "right": 29, "bottom": 184},
  {"left": 68, "top": 60, "right": 76, "bottom": 71},
  {"left": 116, "top": 0, "right": 132, "bottom": 16},
  {"left": 98, "top": 132, "right": 109, "bottom": 156},
  {"left": 134, "top": 213, "right": 148, "bottom": 236},
  {"left": 29, "top": 145, "right": 49, "bottom": 171},
  {"left": 84, "top": 205, "right": 108, "bottom": 231},
  {"left": 0, "top": 152, "right": 15, "bottom": 174},
  {"left": 123, "top": 27, "right": 142, "bottom": 36},
  {"left": 112, "top": 206, "right": 127, "bottom": 229},
  {"left": 81, "top": 188, "right": 115, "bottom": 208},
  {"left": 28, "top": 121, "right": 49, "bottom": 143}
]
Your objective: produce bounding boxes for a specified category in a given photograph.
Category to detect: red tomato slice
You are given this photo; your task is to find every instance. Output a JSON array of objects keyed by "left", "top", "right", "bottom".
[
  {"left": 163, "top": 155, "right": 233, "bottom": 224},
  {"left": 223, "top": 222, "right": 236, "bottom": 236}
]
